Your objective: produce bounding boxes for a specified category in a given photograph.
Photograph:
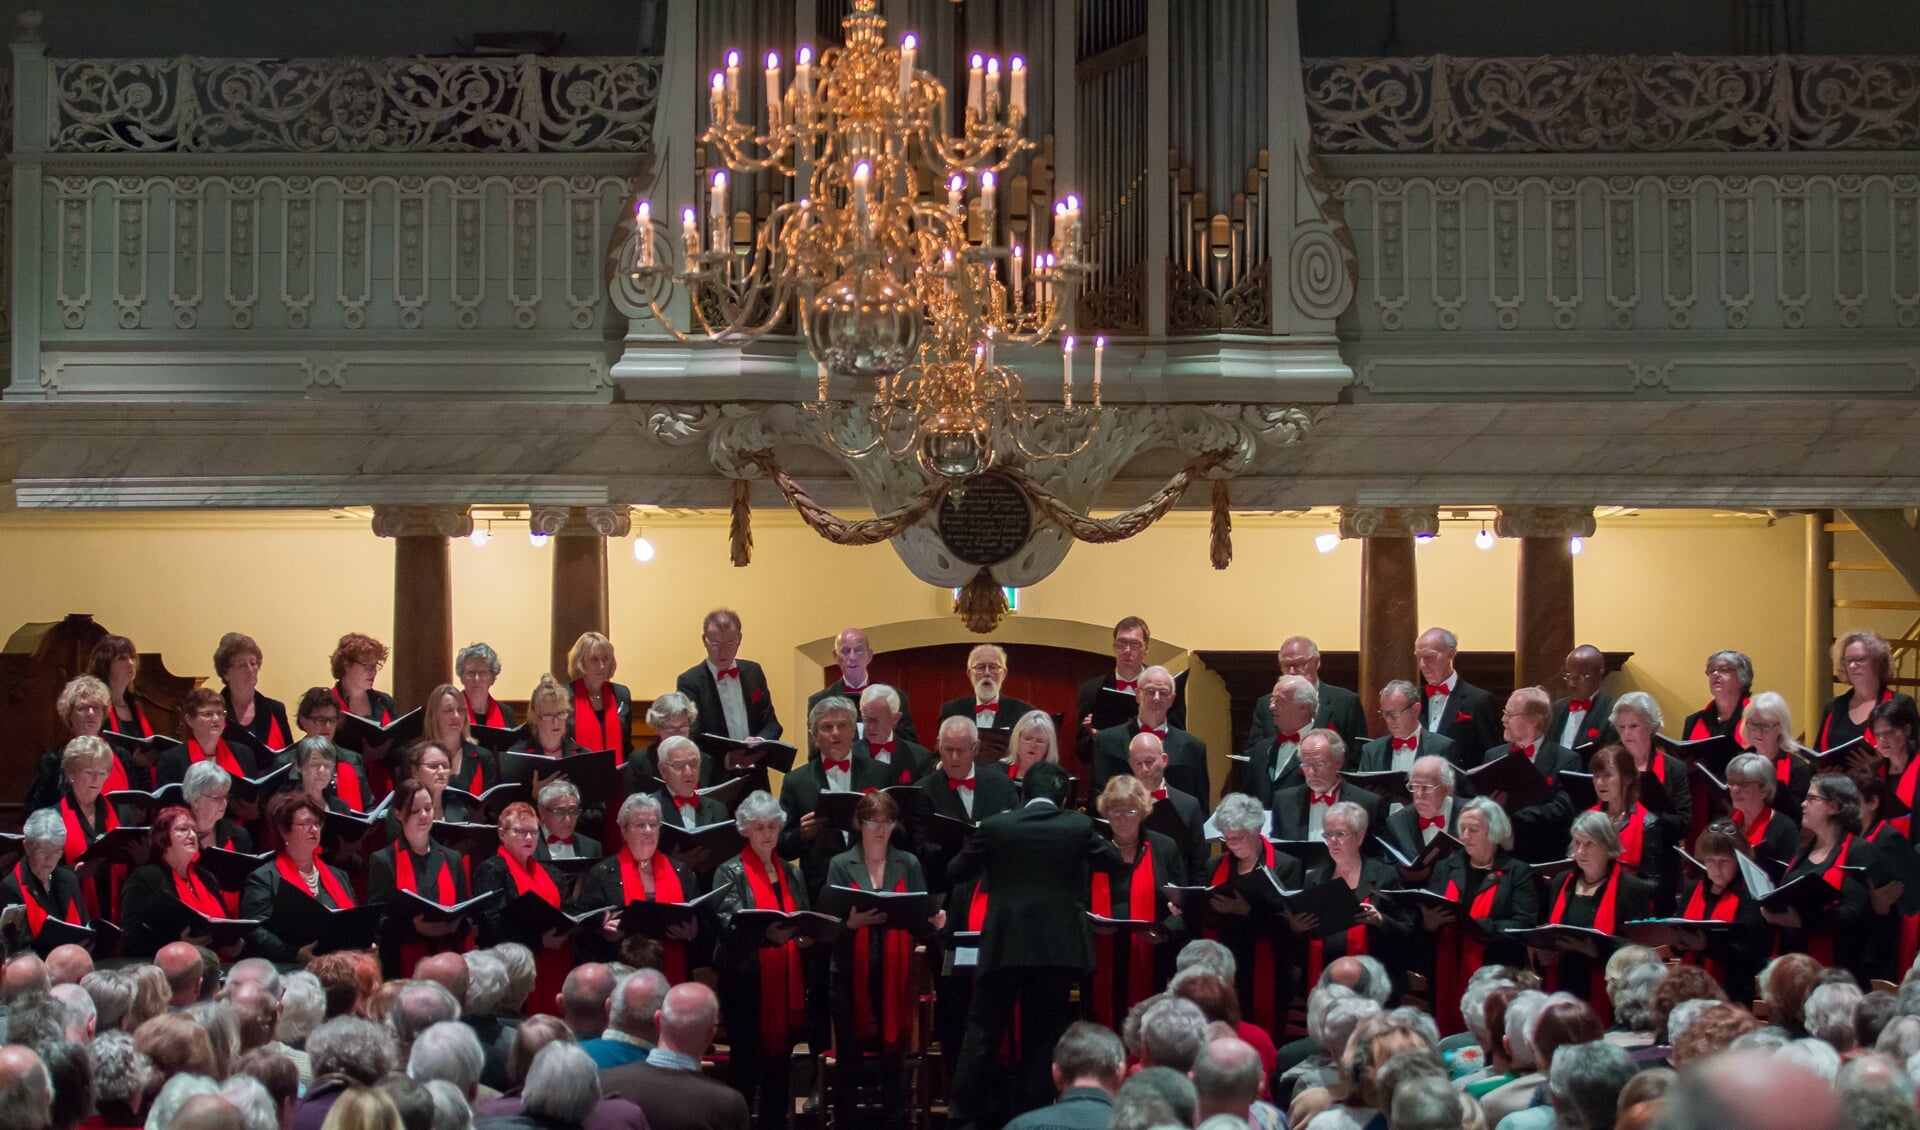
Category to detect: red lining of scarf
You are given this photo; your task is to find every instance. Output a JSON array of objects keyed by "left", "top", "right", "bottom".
[
  {"left": 620, "top": 848, "right": 688, "bottom": 982},
  {"left": 741, "top": 848, "right": 805, "bottom": 1047},
  {"left": 1091, "top": 841, "right": 1158, "bottom": 1028}
]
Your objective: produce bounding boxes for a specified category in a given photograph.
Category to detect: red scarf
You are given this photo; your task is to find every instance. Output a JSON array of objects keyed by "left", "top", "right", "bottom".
[
  {"left": 468, "top": 696, "right": 507, "bottom": 730},
  {"left": 331, "top": 685, "right": 391, "bottom": 725},
  {"left": 1435, "top": 866, "right": 1504, "bottom": 1036},
  {"left": 571, "top": 680, "right": 622, "bottom": 762},
  {"left": 497, "top": 847, "right": 560, "bottom": 907},
  {"left": 1687, "top": 697, "right": 1750, "bottom": 745},
  {"left": 1305, "top": 871, "right": 1371, "bottom": 990},
  {"left": 1732, "top": 806, "right": 1774, "bottom": 852},
  {"left": 188, "top": 736, "right": 247, "bottom": 778},
  {"left": 398, "top": 847, "right": 456, "bottom": 904},
  {"left": 397, "top": 846, "right": 466, "bottom": 977},
  {"left": 1789, "top": 835, "right": 1854, "bottom": 966},
  {"left": 740, "top": 848, "right": 805, "bottom": 1047},
  {"left": 228, "top": 695, "right": 287, "bottom": 752},
  {"left": 1090, "top": 841, "right": 1158, "bottom": 1027},
  {"left": 1595, "top": 803, "right": 1649, "bottom": 869},
  {"left": 12, "top": 863, "right": 78, "bottom": 933},
  {"left": 1549, "top": 864, "right": 1623, "bottom": 1024},
  {"left": 852, "top": 872, "right": 914, "bottom": 1049},
  {"left": 104, "top": 699, "right": 154, "bottom": 738},
  {"left": 333, "top": 762, "right": 367, "bottom": 813},
  {"left": 172, "top": 863, "right": 226, "bottom": 919},
  {"left": 61, "top": 792, "right": 121, "bottom": 918},
  {"left": 1682, "top": 882, "right": 1742, "bottom": 982},
  {"left": 620, "top": 849, "right": 688, "bottom": 983},
  {"left": 1822, "top": 688, "right": 1894, "bottom": 751},
  {"left": 1208, "top": 839, "right": 1280, "bottom": 1035},
  {"left": 102, "top": 754, "right": 130, "bottom": 800},
  {"left": 275, "top": 851, "right": 355, "bottom": 908}
]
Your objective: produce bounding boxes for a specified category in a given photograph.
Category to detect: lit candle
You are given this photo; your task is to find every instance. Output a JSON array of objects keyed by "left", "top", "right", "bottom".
[
  {"left": 1066, "top": 194, "right": 1082, "bottom": 260},
  {"left": 710, "top": 171, "right": 729, "bottom": 253},
  {"left": 985, "top": 57, "right": 1000, "bottom": 114},
  {"left": 1052, "top": 201, "right": 1067, "bottom": 257},
  {"left": 635, "top": 201, "right": 653, "bottom": 268},
  {"left": 710, "top": 71, "right": 726, "bottom": 123},
  {"left": 680, "top": 207, "right": 698, "bottom": 270},
  {"left": 764, "top": 51, "right": 781, "bottom": 125},
  {"left": 817, "top": 361, "right": 828, "bottom": 404},
  {"left": 1011, "top": 242, "right": 1023, "bottom": 303},
  {"left": 898, "top": 34, "right": 917, "bottom": 101},
  {"left": 796, "top": 46, "right": 814, "bottom": 103},
  {"left": 1094, "top": 335, "right": 1105, "bottom": 403},
  {"left": 1010, "top": 57, "right": 1026, "bottom": 118},
  {"left": 979, "top": 171, "right": 996, "bottom": 245},
  {"left": 852, "top": 161, "right": 871, "bottom": 235},
  {"left": 725, "top": 50, "right": 741, "bottom": 115},
  {"left": 968, "top": 54, "right": 984, "bottom": 117},
  {"left": 1062, "top": 335, "right": 1076, "bottom": 408},
  {"left": 947, "top": 174, "right": 964, "bottom": 216}
]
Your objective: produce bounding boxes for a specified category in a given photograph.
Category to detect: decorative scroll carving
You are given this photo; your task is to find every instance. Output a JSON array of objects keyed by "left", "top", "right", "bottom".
[
  {"left": 1494, "top": 506, "right": 1597, "bottom": 539},
  {"left": 370, "top": 504, "right": 473, "bottom": 539},
  {"left": 47, "top": 55, "right": 662, "bottom": 154},
  {"left": 1078, "top": 263, "right": 1146, "bottom": 334},
  {"left": 1338, "top": 507, "right": 1439, "bottom": 539},
  {"left": 530, "top": 506, "right": 632, "bottom": 538},
  {"left": 1303, "top": 55, "right": 1920, "bottom": 154}
]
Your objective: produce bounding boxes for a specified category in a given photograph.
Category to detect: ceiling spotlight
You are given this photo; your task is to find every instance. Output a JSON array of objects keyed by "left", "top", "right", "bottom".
[
  {"left": 1314, "top": 532, "right": 1340, "bottom": 554},
  {"left": 1475, "top": 525, "right": 1494, "bottom": 550},
  {"left": 1570, "top": 535, "right": 1585, "bottom": 556},
  {"left": 469, "top": 524, "right": 491, "bottom": 547},
  {"left": 633, "top": 535, "right": 656, "bottom": 563},
  {"left": 1415, "top": 533, "right": 1435, "bottom": 546},
  {"left": 529, "top": 530, "right": 550, "bottom": 548}
]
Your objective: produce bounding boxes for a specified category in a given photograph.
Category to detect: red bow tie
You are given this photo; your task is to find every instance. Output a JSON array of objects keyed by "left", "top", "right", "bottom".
[
  {"left": 1275, "top": 731, "right": 1301, "bottom": 746},
  {"left": 547, "top": 835, "right": 573, "bottom": 846},
  {"left": 1512, "top": 744, "right": 1534, "bottom": 759},
  {"left": 948, "top": 776, "right": 975, "bottom": 791},
  {"left": 870, "top": 741, "right": 895, "bottom": 756},
  {"left": 974, "top": 702, "right": 998, "bottom": 715},
  {"left": 822, "top": 758, "right": 851, "bottom": 774},
  {"left": 1568, "top": 699, "right": 1593, "bottom": 712},
  {"left": 716, "top": 667, "right": 740, "bottom": 681},
  {"left": 1151, "top": 788, "right": 1168, "bottom": 800},
  {"left": 672, "top": 796, "right": 700, "bottom": 809},
  {"left": 1424, "top": 683, "right": 1450, "bottom": 697},
  {"left": 1143, "top": 726, "right": 1168, "bottom": 740},
  {"left": 1419, "top": 815, "right": 1447, "bottom": 830},
  {"left": 1115, "top": 680, "right": 1137, "bottom": 693},
  {"left": 1391, "top": 737, "right": 1418, "bottom": 752},
  {"left": 1311, "top": 791, "right": 1338, "bottom": 806}
]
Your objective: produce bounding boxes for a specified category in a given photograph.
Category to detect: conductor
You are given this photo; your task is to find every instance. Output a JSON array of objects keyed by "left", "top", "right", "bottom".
[{"left": 947, "top": 761, "right": 1121, "bottom": 1130}]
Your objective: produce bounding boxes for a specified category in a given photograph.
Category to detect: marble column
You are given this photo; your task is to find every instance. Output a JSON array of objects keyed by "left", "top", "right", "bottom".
[
  {"left": 1342, "top": 507, "right": 1436, "bottom": 737},
  {"left": 535, "top": 506, "right": 632, "bottom": 680},
  {"left": 1496, "top": 507, "right": 1597, "bottom": 692},
  {"left": 371, "top": 505, "right": 472, "bottom": 712}
]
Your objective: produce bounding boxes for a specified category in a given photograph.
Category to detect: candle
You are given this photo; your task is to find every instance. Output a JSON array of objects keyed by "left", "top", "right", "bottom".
[
  {"left": 1010, "top": 57, "right": 1026, "bottom": 117},
  {"left": 898, "top": 34, "right": 917, "bottom": 101},
  {"left": 796, "top": 46, "right": 814, "bottom": 104},
  {"left": 852, "top": 162, "right": 871, "bottom": 235},
  {"left": 764, "top": 51, "right": 781, "bottom": 125},
  {"left": 709, "top": 71, "right": 726, "bottom": 123},
  {"left": 968, "top": 54, "right": 984, "bottom": 118},
  {"left": 979, "top": 172, "right": 996, "bottom": 245},
  {"left": 1011, "top": 242, "right": 1023, "bottom": 304},
  {"left": 725, "top": 50, "right": 741, "bottom": 115},
  {"left": 817, "top": 361, "right": 828, "bottom": 404},
  {"left": 985, "top": 57, "right": 1000, "bottom": 115},
  {"left": 635, "top": 201, "right": 653, "bottom": 268},
  {"left": 1062, "top": 335, "right": 1076, "bottom": 408},
  {"left": 947, "top": 174, "right": 964, "bottom": 216},
  {"left": 680, "top": 207, "right": 698, "bottom": 270},
  {"left": 1093, "top": 335, "right": 1105, "bottom": 404},
  {"left": 710, "top": 171, "right": 729, "bottom": 254}
]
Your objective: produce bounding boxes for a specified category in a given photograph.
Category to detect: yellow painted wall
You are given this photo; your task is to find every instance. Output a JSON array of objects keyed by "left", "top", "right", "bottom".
[{"left": 0, "top": 509, "right": 1816, "bottom": 752}]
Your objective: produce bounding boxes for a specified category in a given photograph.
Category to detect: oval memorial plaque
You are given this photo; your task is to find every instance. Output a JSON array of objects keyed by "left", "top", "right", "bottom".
[{"left": 936, "top": 473, "right": 1033, "bottom": 567}]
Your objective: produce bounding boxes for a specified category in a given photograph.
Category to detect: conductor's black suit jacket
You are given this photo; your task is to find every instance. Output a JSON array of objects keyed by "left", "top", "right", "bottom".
[{"left": 947, "top": 800, "right": 1121, "bottom": 973}]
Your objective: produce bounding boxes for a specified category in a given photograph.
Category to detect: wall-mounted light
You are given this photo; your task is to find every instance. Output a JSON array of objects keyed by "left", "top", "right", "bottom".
[
  {"left": 1415, "top": 533, "right": 1436, "bottom": 547},
  {"left": 1315, "top": 532, "right": 1340, "bottom": 554},
  {"left": 1475, "top": 525, "right": 1494, "bottom": 550},
  {"left": 469, "top": 522, "right": 491, "bottom": 547},
  {"left": 633, "top": 532, "right": 656, "bottom": 563},
  {"left": 529, "top": 530, "right": 550, "bottom": 548},
  {"left": 1570, "top": 535, "right": 1585, "bottom": 556}
]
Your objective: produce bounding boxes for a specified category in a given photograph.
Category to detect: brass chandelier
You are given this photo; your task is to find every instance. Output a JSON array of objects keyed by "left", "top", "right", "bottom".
[{"left": 627, "top": 0, "right": 1098, "bottom": 478}]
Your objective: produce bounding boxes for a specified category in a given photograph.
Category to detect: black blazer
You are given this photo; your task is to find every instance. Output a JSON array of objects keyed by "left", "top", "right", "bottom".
[
  {"left": 856, "top": 737, "right": 935, "bottom": 787},
  {"left": 576, "top": 850, "right": 706, "bottom": 964},
  {"left": 938, "top": 695, "right": 1041, "bottom": 733},
  {"left": 1239, "top": 737, "right": 1306, "bottom": 807},
  {"left": 1484, "top": 741, "right": 1582, "bottom": 864},
  {"left": 1549, "top": 690, "right": 1618, "bottom": 754},
  {"left": 1302, "top": 856, "right": 1418, "bottom": 956},
  {"left": 947, "top": 801, "right": 1122, "bottom": 972},
  {"left": 712, "top": 851, "right": 810, "bottom": 970},
  {"left": 1817, "top": 691, "right": 1919, "bottom": 752},
  {"left": 1676, "top": 877, "right": 1770, "bottom": 1000},
  {"left": 654, "top": 788, "right": 730, "bottom": 831},
  {"left": 1769, "top": 754, "right": 1814, "bottom": 825},
  {"left": 1269, "top": 783, "right": 1383, "bottom": 853},
  {"left": 1545, "top": 864, "right": 1655, "bottom": 927},
  {"left": 1147, "top": 783, "right": 1211, "bottom": 881},
  {"left": 1427, "top": 851, "right": 1539, "bottom": 966},
  {"left": 677, "top": 661, "right": 783, "bottom": 757},
  {"left": 472, "top": 853, "right": 573, "bottom": 949},
  {"left": 1681, "top": 697, "right": 1748, "bottom": 745},
  {"left": 823, "top": 846, "right": 931, "bottom": 979},
  {"left": 367, "top": 840, "right": 472, "bottom": 959},
  {"left": 1091, "top": 722, "right": 1210, "bottom": 808},
  {"left": 1641, "top": 751, "right": 1696, "bottom": 849},
  {"left": 565, "top": 680, "right": 634, "bottom": 759},
  {"left": 778, "top": 752, "right": 896, "bottom": 897},
  {"left": 813, "top": 681, "right": 920, "bottom": 749},
  {"left": 120, "top": 862, "right": 228, "bottom": 958},
  {"left": 534, "top": 830, "right": 601, "bottom": 864},
  {"left": 1075, "top": 673, "right": 1189, "bottom": 766},
  {"left": 916, "top": 765, "right": 1020, "bottom": 890},
  {"left": 223, "top": 688, "right": 294, "bottom": 754},
  {"left": 331, "top": 687, "right": 399, "bottom": 753},
  {"left": 1778, "top": 835, "right": 1878, "bottom": 985},
  {"left": 1422, "top": 679, "right": 1502, "bottom": 767},
  {"left": 0, "top": 865, "right": 89, "bottom": 955},
  {"left": 1384, "top": 799, "right": 1463, "bottom": 863},
  {"left": 449, "top": 744, "right": 502, "bottom": 796},
  {"left": 205, "top": 818, "right": 255, "bottom": 855},
  {"left": 239, "top": 857, "right": 356, "bottom": 963},
  {"left": 1246, "top": 682, "right": 1369, "bottom": 754},
  {"left": 1353, "top": 730, "right": 1459, "bottom": 775},
  {"left": 1741, "top": 809, "right": 1804, "bottom": 869}
]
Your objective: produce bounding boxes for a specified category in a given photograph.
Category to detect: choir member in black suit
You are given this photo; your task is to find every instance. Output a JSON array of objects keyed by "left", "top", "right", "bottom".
[
  {"left": 579, "top": 793, "right": 705, "bottom": 975},
  {"left": 1187, "top": 793, "right": 1301, "bottom": 1039},
  {"left": 916, "top": 717, "right": 1021, "bottom": 891},
  {"left": 472, "top": 801, "right": 575, "bottom": 1016},
  {"left": 1245, "top": 636, "right": 1369, "bottom": 752},
  {"left": 456, "top": 641, "right": 518, "bottom": 731},
  {"left": 52, "top": 736, "right": 135, "bottom": 922},
  {"left": 652, "top": 735, "right": 729, "bottom": 836},
  {"left": 421, "top": 684, "right": 497, "bottom": 807},
  {"left": 241, "top": 791, "right": 358, "bottom": 966},
  {"left": 1855, "top": 775, "right": 1920, "bottom": 979},
  {"left": 814, "top": 627, "right": 920, "bottom": 748},
  {"left": 1680, "top": 650, "right": 1753, "bottom": 746},
  {"left": 1550, "top": 646, "right": 1618, "bottom": 755},
  {"left": 1763, "top": 773, "right": 1878, "bottom": 987},
  {"left": 779, "top": 696, "right": 893, "bottom": 899},
  {"left": 1355, "top": 680, "right": 1459, "bottom": 775},
  {"left": 1480, "top": 687, "right": 1580, "bottom": 864},
  {"left": 564, "top": 631, "right": 633, "bottom": 761},
  {"left": 368, "top": 778, "right": 473, "bottom": 979},
  {"left": 676, "top": 609, "right": 784, "bottom": 765},
  {"left": 1744, "top": 693, "right": 1815, "bottom": 825},
  {"left": 90, "top": 634, "right": 157, "bottom": 744},
  {"left": 1075, "top": 616, "right": 1186, "bottom": 768},
  {"left": 26, "top": 677, "right": 139, "bottom": 812},
  {"left": 712, "top": 790, "right": 812, "bottom": 1127},
  {"left": 1091, "top": 666, "right": 1209, "bottom": 805},
  {"left": 121, "top": 806, "right": 237, "bottom": 960},
  {"left": 1124, "top": 732, "right": 1209, "bottom": 880},
  {"left": 328, "top": 632, "right": 399, "bottom": 785},
  {"left": 1723, "top": 753, "right": 1803, "bottom": 866},
  {"left": 857, "top": 685, "right": 934, "bottom": 786},
  {"left": 1610, "top": 693, "right": 1694, "bottom": 854},
  {"left": 946, "top": 763, "right": 1121, "bottom": 1128},
  {"left": 1270, "top": 731, "right": 1382, "bottom": 858},
  {"left": 937, "top": 644, "right": 1040, "bottom": 733},
  {"left": 1871, "top": 696, "right": 1920, "bottom": 839},
  {"left": 1588, "top": 744, "right": 1666, "bottom": 902},
  {"left": 1086, "top": 775, "right": 1184, "bottom": 1030},
  {"left": 159, "top": 687, "right": 259, "bottom": 787},
  {"left": 1668, "top": 824, "right": 1770, "bottom": 1003},
  {"left": 1385, "top": 756, "right": 1463, "bottom": 868},
  {"left": 826, "top": 790, "right": 940, "bottom": 1130},
  {"left": 215, "top": 632, "right": 293, "bottom": 758},
  {"left": 1533, "top": 811, "right": 1654, "bottom": 1023},
  {"left": 1821, "top": 631, "right": 1919, "bottom": 755},
  {"left": 1, "top": 809, "right": 90, "bottom": 957},
  {"left": 533, "top": 780, "right": 600, "bottom": 863},
  {"left": 1241, "top": 675, "right": 1318, "bottom": 804},
  {"left": 624, "top": 693, "right": 706, "bottom": 791},
  {"left": 1415, "top": 627, "right": 1503, "bottom": 766},
  {"left": 1424, "top": 798, "right": 1538, "bottom": 1036},
  {"left": 1295, "top": 802, "right": 1414, "bottom": 992}
]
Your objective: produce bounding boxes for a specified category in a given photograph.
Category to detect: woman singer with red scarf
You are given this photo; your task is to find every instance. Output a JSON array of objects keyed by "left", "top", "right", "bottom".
[
  {"left": 473, "top": 801, "right": 577, "bottom": 1016},
  {"left": 368, "top": 778, "right": 473, "bottom": 979},
  {"left": 1181, "top": 793, "right": 1298, "bottom": 1038},
  {"left": 240, "top": 791, "right": 359, "bottom": 966},
  {"left": 564, "top": 632, "right": 632, "bottom": 764},
  {"left": 1763, "top": 773, "right": 1879, "bottom": 987},
  {"left": 0, "top": 809, "right": 90, "bottom": 956},
  {"left": 1085, "top": 776, "right": 1183, "bottom": 1029},
  {"left": 1293, "top": 802, "right": 1412, "bottom": 995},
  {"left": 1818, "top": 632, "right": 1916, "bottom": 753},
  {"left": 1666, "top": 823, "right": 1770, "bottom": 1003},
  {"left": 578, "top": 793, "right": 705, "bottom": 971},
  {"left": 55, "top": 737, "right": 135, "bottom": 921},
  {"left": 456, "top": 642, "right": 517, "bottom": 731},
  {"left": 713, "top": 790, "right": 812, "bottom": 1128},
  {"left": 120, "top": 807, "right": 237, "bottom": 959},
  {"left": 214, "top": 632, "right": 293, "bottom": 758},
  {"left": 1422, "top": 798, "right": 1538, "bottom": 1036},
  {"left": 1532, "top": 811, "right": 1653, "bottom": 1024}
]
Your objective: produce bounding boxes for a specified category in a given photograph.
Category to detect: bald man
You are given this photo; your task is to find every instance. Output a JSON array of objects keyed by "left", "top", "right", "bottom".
[
  {"left": 1, "top": 956, "right": 49, "bottom": 1005},
  {"left": 1662, "top": 1049, "right": 1840, "bottom": 1130},
  {"left": 557, "top": 963, "right": 616, "bottom": 1041},
  {"left": 0, "top": 1044, "right": 50, "bottom": 1129},
  {"left": 1549, "top": 645, "right": 1618, "bottom": 754},
  {"left": 810, "top": 628, "right": 919, "bottom": 748},
  {"left": 1091, "top": 667, "right": 1210, "bottom": 805},
  {"left": 1125, "top": 733, "right": 1208, "bottom": 879},
  {"left": 1244, "top": 636, "right": 1368, "bottom": 753},
  {"left": 42, "top": 946, "right": 90, "bottom": 988},
  {"left": 157, "top": 941, "right": 204, "bottom": 1007},
  {"left": 415, "top": 953, "right": 470, "bottom": 1007},
  {"left": 598, "top": 982, "right": 747, "bottom": 1130}
]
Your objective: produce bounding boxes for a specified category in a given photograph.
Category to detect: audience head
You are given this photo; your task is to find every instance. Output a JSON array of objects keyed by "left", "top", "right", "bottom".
[
  {"left": 134, "top": 1011, "right": 217, "bottom": 1080},
  {"left": 1112, "top": 1066, "right": 1198, "bottom": 1130},
  {"left": 1190, "top": 1035, "right": 1263, "bottom": 1121},
  {"left": 1547, "top": 1040, "right": 1637, "bottom": 1130},
  {"left": 1806, "top": 981, "right": 1865, "bottom": 1053},
  {"left": 656, "top": 982, "right": 721, "bottom": 1056},
  {"left": 306, "top": 1016, "right": 395, "bottom": 1085},
  {"left": 388, "top": 981, "right": 461, "bottom": 1059},
  {"left": 0, "top": 1044, "right": 51, "bottom": 1130},
  {"left": 216, "top": 1075, "right": 276, "bottom": 1130},
  {"left": 413, "top": 954, "right": 469, "bottom": 1006},
  {"left": 1762, "top": 954, "right": 1827, "bottom": 1036},
  {"left": 2, "top": 956, "right": 50, "bottom": 1003},
  {"left": 231, "top": 1047, "right": 298, "bottom": 1123},
  {"left": 1050, "top": 1021, "right": 1126, "bottom": 1094},
  {"left": 1137, "top": 996, "right": 1209, "bottom": 1072},
  {"left": 87, "top": 1030, "right": 147, "bottom": 1112},
  {"left": 506, "top": 1015, "right": 573, "bottom": 1088},
  {"left": 522, "top": 1042, "right": 600, "bottom": 1125},
  {"left": 315, "top": 1086, "right": 401, "bottom": 1130},
  {"left": 376, "top": 1072, "right": 434, "bottom": 1130},
  {"left": 42, "top": 946, "right": 90, "bottom": 989},
  {"left": 609, "top": 968, "right": 669, "bottom": 1041},
  {"left": 556, "top": 963, "right": 614, "bottom": 1038}
]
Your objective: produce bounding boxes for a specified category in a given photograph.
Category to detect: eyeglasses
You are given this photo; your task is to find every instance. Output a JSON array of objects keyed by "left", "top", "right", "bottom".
[
  {"left": 625, "top": 820, "right": 662, "bottom": 831},
  {"left": 1408, "top": 782, "right": 1444, "bottom": 794},
  {"left": 859, "top": 819, "right": 897, "bottom": 830},
  {"left": 1500, "top": 710, "right": 1526, "bottom": 719},
  {"left": 1324, "top": 829, "right": 1359, "bottom": 841},
  {"left": 1806, "top": 792, "right": 1830, "bottom": 805},
  {"left": 538, "top": 710, "right": 570, "bottom": 722},
  {"left": 501, "top": 825, "right": 537, "bottom": 837},
  {"left": 1113, "top": 639, "right": 1146, "bottom": 652},
  {"left": 305, "top": 714, "right": 341, "bottom": 728},
  {"left": 1105, "top": 808, "right": 1143, "bottom": 819},
  {"left": 70, "top": 702, "right": 105, "bottom": 715},
  {"left": 1746, "top": 720, "right": 1780, "bottom": 732},
  {"left": 542, "top": 806, "right": 581, "bottom": 819},
  {"left": 1381, "top": 706, "right": 1416, "bottom": 720},
  {"left": 1844, "top": 654, "right": 1875, "bottom": 667},
  {"left": 1706, "top": 664, "right": 1740, "bottom": 676},
  {"left": 969, "top": 663, "right": 1005, "bottom": 674},
  {"left": 192, "top": 709, "right": 226, "bottom": 721},
  {"left": 289, "top": 818, "right": 323, "bottom": 831}
]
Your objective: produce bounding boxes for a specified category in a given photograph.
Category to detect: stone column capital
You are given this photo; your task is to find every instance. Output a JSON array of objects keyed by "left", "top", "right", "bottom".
[
  {"left": 531, "top": 505, "right": 633, "bottom": 538},
  {"left": 370, "top": 504, "right": 473, "bottom": 539},
  {"left": 1338, "top": 506, "right": 1439, "bottom": 539},
  {"left": 1494, "top": 506, "right": 1597, "bottom": 539}
]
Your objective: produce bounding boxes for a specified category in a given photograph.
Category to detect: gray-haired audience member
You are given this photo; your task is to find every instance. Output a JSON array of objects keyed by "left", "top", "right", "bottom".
[
  {"left": 389, "top": 981, "right": 462, "bottom": 1060},
  {"left": 1173, "top": 939, "right": 1237, "bottom": 984},
  {"left": 1137, "top": 996, "right": 1210, "bottom": 1072},
  {"left": 377, "top": 1073, "right": 435, "bottom": 1130},
  {"left": 40, "top": 1038, "right": 91, "bottom": 1130},
  {"left": 425, "top": 1078, "right": 473, "bottom": 1130},
  {"left": 1112, "top": 1065, "right": 1198, "bottom": 1130},
  {"left": 1004, "top": 1022, "right": 1127, "bottom": 1130},
  {"left": 1390, "top": 1074, "right": 1464, "bottom": 1130},
  {"left": 218, "top": 1075, "right": 277, "bottom": 1130},
  {"left": 1660, "top": 1049, "right": 1840, "bottom": 1130},
  {"left": 1778, "top": 1037, "right": 1843, "bottom": 1083},
  {"left": 145, "top": 1072, "right": 221, "bottom": 1130},
  {"left": 1805, "top": 982, "right": 1864, "bottom": 1054},
  {"left": 307, "top": 1015, "right": 395, "bottom": 1085},
  {"left": 522, "top": 1042, "right": 601, "bottom": 1128},
  {"left": 1191, "top": 1035, "right": 1266, "bottom": 1124},
  {"left": 79, "top": 971, "right": 131, "bottom": 1035},
  {"left": 47, "top": 984, "right": 93, "bottom": 1044},
  {"left": 1547, "top": 1041, "right": 1636, "bottom": 1130},
  {"left": 409, "top": 1021, "right": 486, "bottom": 1098}
]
